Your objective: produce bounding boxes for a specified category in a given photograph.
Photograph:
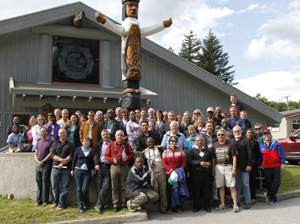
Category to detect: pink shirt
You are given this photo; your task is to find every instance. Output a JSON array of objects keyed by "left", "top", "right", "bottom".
[{"left": 27, "top": 128, "right": 33, "bottom": 141}]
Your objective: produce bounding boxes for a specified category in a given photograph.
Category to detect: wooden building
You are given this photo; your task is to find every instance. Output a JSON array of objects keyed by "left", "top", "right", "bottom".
[{"left": 0, "top": 2, "right": 282, "bottom": 146}]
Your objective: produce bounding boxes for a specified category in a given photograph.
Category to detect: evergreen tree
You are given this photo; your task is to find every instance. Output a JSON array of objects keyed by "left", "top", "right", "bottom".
[
  {"left": 199, "top": 29, "right": 237, "bottom": 85},
  {"left": 179, "top": 30, "right": 201, "bottom": 64},
  {"left": 168, "top": 47, "right": 174, "bottom": 53}
]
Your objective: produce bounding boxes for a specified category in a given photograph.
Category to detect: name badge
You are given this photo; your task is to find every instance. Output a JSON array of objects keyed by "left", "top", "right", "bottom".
[
  {"left": 154, "top": 157, "right": 160, "bottom": 163},
  {"left": 199, "top": 151, "right": 204, "bottom": 157},
  {"left": 107, "top": 129, "right": 111, "bottom": 133}
]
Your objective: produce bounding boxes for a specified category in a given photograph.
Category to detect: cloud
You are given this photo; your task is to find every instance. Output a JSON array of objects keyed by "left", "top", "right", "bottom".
[
  {"left": 244, "top": 10, "right": 300, "bottom": 60},
  {"left": 237, "top": 71, "right": 300, "bottom": 101},
  {"left": 238, "top": 3, "right": 259, "bottom": 14},
  {"left": 289, "top": 1, "right": 300, "bottom": 9}
]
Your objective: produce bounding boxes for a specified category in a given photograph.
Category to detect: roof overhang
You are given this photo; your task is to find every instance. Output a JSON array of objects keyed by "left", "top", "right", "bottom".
[{"left": 9, "top": 77, "right": 157, "bottom": 109}]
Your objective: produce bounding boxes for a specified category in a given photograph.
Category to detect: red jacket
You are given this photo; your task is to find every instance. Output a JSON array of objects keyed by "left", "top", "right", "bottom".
[
  {"left": 105, "top": 141, "right": 134, "bottom": 166},
  {"left": 162, "top": 147, "right": 186, "bottom": 175}
]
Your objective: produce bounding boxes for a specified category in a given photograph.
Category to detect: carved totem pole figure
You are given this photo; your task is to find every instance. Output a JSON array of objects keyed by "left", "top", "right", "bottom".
[{"left": 95, "top": 0, "right": 172, "bottom": 110}]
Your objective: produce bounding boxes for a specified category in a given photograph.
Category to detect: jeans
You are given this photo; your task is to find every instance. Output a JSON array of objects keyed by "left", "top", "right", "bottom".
[
  {"left": 36, "top": 160, "right": 52, "bottom": 204},
  {"left": 235, "top": 167, "right": 251, "bottom": 203},
  {"left": 95, "top": 163, "right": 111, "bottom": 210},
  {"left": 264, "top": 167, "right": 281, "bottom": 202},
  {"left": 51, "top": 168, "right": 71, "bottom": 209},
  {"left": 127, "top": 140, "right": 136, "bottom": 148},
  {"left": 74, "top": 169, "right": 92, "bottom": 207}
]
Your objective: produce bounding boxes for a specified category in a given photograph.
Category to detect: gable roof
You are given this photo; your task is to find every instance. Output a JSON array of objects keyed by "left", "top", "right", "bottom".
[
  {"left": 280, "top": 109, "right": 300, "bottom": 118},
  {"left": 0, "top": 1, "right": 283, "bottom": 125}
]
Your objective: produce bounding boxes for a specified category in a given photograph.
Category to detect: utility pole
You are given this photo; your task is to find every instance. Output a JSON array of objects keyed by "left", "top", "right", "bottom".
[{"left": 282, "top": 95, "right": 291, "bottom": 111}]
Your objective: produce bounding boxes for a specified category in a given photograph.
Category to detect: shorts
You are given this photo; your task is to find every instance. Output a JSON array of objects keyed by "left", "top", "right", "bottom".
[{"left": 215, "top": 164, "right": 236, "bottom": 188}]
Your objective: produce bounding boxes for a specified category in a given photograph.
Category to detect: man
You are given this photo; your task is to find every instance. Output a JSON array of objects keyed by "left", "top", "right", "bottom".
[
  {"left": 75, "top": 111, "right": 82, "bottom": 121},
  {"left": 34, "top": 127, "right": 54, "bottom": 206},
  {"left": 159, "top": 111, "right": 184, "bottom": 139},
  {"left": 228, "top": 94, "right": 245, "bottom": 116},
  {"left": 227, "top": 107, "right": 246, "bottom": 135},
  {"left": 115, "top": 107, "right": 126, "bottom": 133},
  {"left": 54, "top": 108, "right": 61, "bottom": 122},
  {"left": 254, "top": 123, "right": 264, "bottom": 145},
  {"left": 126, "top": 157, "right": 159, "bottom": 212},
  {"left": 126, "top": 111, "right": 142, "bottom": 147},
  {"left": 51, "top": 129, "right": 74, "bottom": 210},
  {"left": 136, "top": 120, "right": 160, "bottom": 151},
  {"left": 207, "top": 107, "right": 221, "bottom": 127},
  {"left": 260, "top": 130, "right": 285, "bottom": 205},
  {"left": 105, "top": 130, "right": 134, "bottom": 212},
  {"left": 187, "top": 136, "right": 212, "bottom": 213},
  {"left": 240, "top": 111, "right": 252, "bottom": 130},
  {"left": 161, "top": 121, "right": 187, "bottom": 155},
  {"left": 232, "top": 126, "right": 252, "bottom": 209},
  {"left": 95, "top": 111, "right": 104, "bottom": 124},
  {"left": 183, "top": 111, "right": 190, "bottom": 118},
  {"left": 79, "top": 110, "right": 100, "bottom": 148},
  {"left": 148, "top": 108, "right": 156, "bottom": 120},
  {"left": 94, "top": 130, "right": 112, "bottom": 213},
  {"left": 215, "top": 106, "right": 224, "bottom": 120},
  {"left": 182, "top": 115, "right": 193, "bottom": 138},
  {"left": 211, "top": 129, "right": 239, "bottom": 212},
  {"left": 203, "top": 121, "right": 217, "bottom": 149},
  {"left": 135, "top": 109, "right": 141, "bottom": 120},
  {"left": 7, "top": 116, "right": 23, "bottom": 137},
  {"left": 100, "top": 109, "right": 121, "bottom": 142},
  {"left": 57, "top": 109, "right": 70, "bottom": 129},
  {"left": 142, "top": 137, "right": 167, "bottom": 213},
  {"left": 221, "top": 118, "right": 234, "bottom": 140},
  {"left": 122, "top": 109, "right": 130, "bottom": 128}
]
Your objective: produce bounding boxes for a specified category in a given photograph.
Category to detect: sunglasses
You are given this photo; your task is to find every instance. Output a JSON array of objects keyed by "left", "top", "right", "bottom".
[
  {"left": 218, "top": 134, "right": 225, "bottom": 136},
  {"left": 170, "top": 140, "right": 177, "bottom": 143},
  {"left": 255, "top": 128, "right": 261, "bottom": 130}
]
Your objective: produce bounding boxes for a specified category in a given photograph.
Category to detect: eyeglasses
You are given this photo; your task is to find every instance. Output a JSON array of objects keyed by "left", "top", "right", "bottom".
[
  {"left": 170, "top": 140, "right": 177, "bottom": 143},
  {"left": 255, "top": 128, "right": 261, "bottom": 130},
  {"left": 218, "top": 134, "right": 225, "bottom": 136},
  {"left": 88, "top": 114, "right": 94, "bottom": 117},
  {"left": 194, "top": 112, "right": 200, "bottom": 115}
]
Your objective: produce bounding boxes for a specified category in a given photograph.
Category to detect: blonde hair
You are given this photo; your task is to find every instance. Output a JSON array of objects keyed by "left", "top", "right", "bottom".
[
  {"left": 29, "top": 116, "right": 36, "bottom": 127},
  {"left": 192, "top": 109, "right": 203, "bottom": 120}
]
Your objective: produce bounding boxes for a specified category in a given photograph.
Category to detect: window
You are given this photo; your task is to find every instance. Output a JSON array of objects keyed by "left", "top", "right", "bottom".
[
  {"left": 292, "top": 119, "right": 300, "bottom": 131},
  {"left": 52, "top": 36, "right": 100, "bottom": 85}
]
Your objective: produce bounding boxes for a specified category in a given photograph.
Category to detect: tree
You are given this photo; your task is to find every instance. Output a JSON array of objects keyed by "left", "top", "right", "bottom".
[
  {"left": 168, "top": 47, "right": 174, "bottom": 53},
  {"left": 179, "top": 30, "right": 201, "bottom": 64},
  {"left": 199, "top": 29, "right": 237, "bottom": 85}
]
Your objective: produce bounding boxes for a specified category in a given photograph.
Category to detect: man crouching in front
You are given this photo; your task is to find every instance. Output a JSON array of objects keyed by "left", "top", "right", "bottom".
[{"left": 126, "top": 157, "right": 159, "bottom": 212}]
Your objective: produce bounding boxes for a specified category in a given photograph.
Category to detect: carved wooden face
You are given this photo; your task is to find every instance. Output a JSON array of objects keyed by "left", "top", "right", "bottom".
[{"left": 126, "top": 2, "right": 139, "bottom": 18}]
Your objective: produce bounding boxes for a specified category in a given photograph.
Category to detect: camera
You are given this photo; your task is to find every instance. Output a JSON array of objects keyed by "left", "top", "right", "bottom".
[{"left": 116, "top": 157, "right": 123, "bottom": 163}]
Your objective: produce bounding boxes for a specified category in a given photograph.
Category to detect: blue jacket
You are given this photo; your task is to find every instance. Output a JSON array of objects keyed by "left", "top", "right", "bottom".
[
  {"left": 260, "top": 140, "right": 285, "bottom": 168},
  {"left": 44, "top": 122, "right": 61, "bottom": 142},
  {"left": 227, "top": 116, "right": 246, "bottom": 135},
  {"left": 171, "top": 168, "right": 189, "bottom": 208}
]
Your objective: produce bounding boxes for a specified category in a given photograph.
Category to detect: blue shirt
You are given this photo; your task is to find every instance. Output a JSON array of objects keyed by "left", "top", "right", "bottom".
[
  {"left": 161, "top": 131, "right": 187, "bottom": 150},
  {"left": 7, "top": 133, "right": 24, "bottom": 147},
  {"left": 101, "top": 140, "right": 112, "bottom": 164},
  {"left": 227, "top": 116, "right": 246, "bottom": 135}
]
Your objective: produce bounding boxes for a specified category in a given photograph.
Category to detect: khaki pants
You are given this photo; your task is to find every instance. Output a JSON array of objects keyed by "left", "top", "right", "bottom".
[
  {"left": 111, "top": 165, "right": 129, "bottom": 208},
  {"left": 127, "top": 187, "right": 159, "bottom": 208},
  {"left": 152, "top": 169, "right": 168, "bottom": 210}
]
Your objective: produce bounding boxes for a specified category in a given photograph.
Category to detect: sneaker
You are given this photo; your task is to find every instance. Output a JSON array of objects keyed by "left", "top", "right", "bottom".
[
  {"left": 113, "top": 207, "right": 118, "bottom": 213},
  {"left": 268, "top": 201, "right": 275, "bottom": 206},
  {"left": 233, "top": 204, "right": 239, "bottom": 212},
  {"left": 264, "top": 193, "right": 270, "bottom": 204},
  {"left": 216, "top": 204, "right": 226, "bottom": 211},
  {"left": 213, "top": 195, "right": 219, "bottom": 201},
  {"left": 244, "top": 203, "right": 250, "bottom": 209},
  {"left": 79, "top": 206, "right": 85, "bottom": 213},
  {"left": 250, "top": 199, "right": 256, "bottom": 205}
]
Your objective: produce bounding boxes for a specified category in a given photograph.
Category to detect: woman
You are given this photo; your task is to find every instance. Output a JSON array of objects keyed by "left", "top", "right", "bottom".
[
  {"left": 80, "top": 114, "right": 87, "bottom": 125},
  {"left": 196, "top": 116, "right": 207, "bottom": 136},
  {"left": 44, "top": 113, "right": 61, "bottom": 142},
  {"left": 187, "top": 135, "right": 212, "bottom": 213},
  {"left": 246, "top": 128, "right": 260, "bottom": 205},
  {"left": 23, "top": 116, "right": 36, "bottom": 152},
  {"left": 140, "top": 108, "right": 147, "bottom": 122},
  {"left": 186, "top": 125, "right": 199, "bottom": 155},
  {"left": 155, "top": 109, "right": 165, "bottom": 132},
  {"left": 162, "top": 111, "right": 168, "bottom": 122},
  {"left": 176, "top": 114, "right": 183, "bottom": 126},
  {"left": 32, "top": 115, "right": 45, "bottom": 151},
  {"left": 65, "top": 114, "right": 80, "bottom": 149},
  {"left": 7, "top": 125, "right": 24, "bottom": 153},
  {"left": 192, "top": 109, "right": 202, "bottom": 124},
  {"left": 162, "top": 136, "right": 186, "bottom": 214},
  {"left": 126, "top": 111, "right": 142, "bottom": 147},
  {"left": 71, "top": 137, "right": 94, "bottom": 212},
  {"left": 148, "top": 119, "right": 159, "bottom": 135}
]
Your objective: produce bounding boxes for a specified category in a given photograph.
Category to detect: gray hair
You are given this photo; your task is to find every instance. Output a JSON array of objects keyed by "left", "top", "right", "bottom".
[
  {"left": 148, "top": 108, "right": 155, "bottom": 113},
  {"left": 255, "top": 123, "right": 262, "bottom": 127},
  {"left": 168, "top": 110, "right": 175, "bottom": 115},
  {"left": 230, "top": 107, "right": 237, "bottom": 112},
  {"left": 217, "top": 129, "right": 226, "bottom": 136},
  {"left": 54, "top": 108, "right": 61, "bottom": 113},
  {"left": 115, "top": 107, "right": 122, "bottom": 113},
  {"left": 233, "top": 126, "right": 241, "bottom": 132},
  {"left": 116, "top": 130, "right": 124, "bottom": 135},
  {"left": 195, "top": 135, "right": 204, "bottom": 141},
  {"left": 148, "top": 119, "right": 155, "bottom": 125},
  {"left": 96, "top": 110, "right": 103, "bottom": 115},
  {"left": 61, "top": 109, "right": 69, "bottom": 114},
  {"left": 170, "top": 120, "right": 179, "bottom": 127},
  {"left": 101, "top": 129, "right": 109, "bottom": 135}
]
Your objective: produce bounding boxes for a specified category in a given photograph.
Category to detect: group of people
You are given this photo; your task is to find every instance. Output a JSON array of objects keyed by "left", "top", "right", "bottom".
[{"left": 6, "top": 94, "right": 286, "bottom": 214}]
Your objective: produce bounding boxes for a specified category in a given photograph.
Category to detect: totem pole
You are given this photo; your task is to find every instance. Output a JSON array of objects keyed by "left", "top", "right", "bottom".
[{"left": 95, "top": 0, "right": 172, "bottom": 110}]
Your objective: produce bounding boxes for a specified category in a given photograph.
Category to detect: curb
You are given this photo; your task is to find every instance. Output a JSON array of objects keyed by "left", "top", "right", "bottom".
[
  {"left": 50, "top": 210, "right": 148, "bottom": 224},
  {"left": 256, "top": 189, "right": 300, "bottom": 202}
]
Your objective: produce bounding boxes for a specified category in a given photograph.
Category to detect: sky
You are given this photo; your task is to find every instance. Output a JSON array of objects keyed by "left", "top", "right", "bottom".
[{"left": 1, "top": 0, "right": 300, "bottom": 102}]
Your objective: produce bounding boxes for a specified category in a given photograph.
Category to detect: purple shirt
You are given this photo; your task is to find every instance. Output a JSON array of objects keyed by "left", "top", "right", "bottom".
[
  {"left": 36, "top": 138, "right": 54, "bottom": 161},
  {"left": 126, "top": 119, "right": 142, "bottom": 141}
]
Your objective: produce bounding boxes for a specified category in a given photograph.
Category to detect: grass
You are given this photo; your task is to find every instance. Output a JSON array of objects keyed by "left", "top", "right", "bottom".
[
  {"left": 0, "top": 197, "right": 128, "bottom": 224},
  {"left": 256, "top": 166, "right": 300, "bottom": 195}
]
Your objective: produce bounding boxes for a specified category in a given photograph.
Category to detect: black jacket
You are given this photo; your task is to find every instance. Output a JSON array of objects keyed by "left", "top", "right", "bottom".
[
  {"left": 99, "top": 120, "right": 121, "bottom": 141},
  {"left": 231, "top": 136, "right": 253, "bottom": 171},
  {"left": 65, "top": 124, "right": 80, "bottom": 148},
  {"left": 159, "top": 122, "right": 184, "bottom": 139},
  {"left": 187, "top": 147, "right": 212, "bottom": 173},
  {"left": 93, "top": 139, "right": 112, "bottom": 166},
  {"left": 202, "top": 133, "right": 218, "bottom": 149},
  {"left": 136, "top": 131, "right": 160, "bottom": 151},
  {"left": 126, "top": 165, "right": 151, "bottom": 198}
]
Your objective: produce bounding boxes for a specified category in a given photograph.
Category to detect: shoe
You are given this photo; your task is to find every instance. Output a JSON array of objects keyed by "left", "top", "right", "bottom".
[
  {"left": 233, "top": 204, "right": 239, "bottom": 212},
  {"left": 161, "top": 208, "right": 167, "bottom": 214},
  {"left": 167, "top": 209, "right": 172, "bottom": 214},
  {"left": 79, "top": 206, "right": 85, "bottom": 213},
  {"left": 213, "top": 195, "right": 219, "bottom": 200},
  {"left": 85, "top": 203, "right": 91, "bottom": 210},
  {"left": 177, "top": 208, "right": 183, "bottom": 214},
  {"left": 250, "top": 199, "right": 256, "bottom": 205},
  {"left": 193, "top": 208, "right": 199, "bottom": 212},
  {"left": 229, "top": 203, "right": 240, "bottom": 208},
  {"left": 113, "top": 207, "right": 118, "bottom": 213},
  {"left": 122, "top": 206, "right": 128, "bottom": 211},
  {"left": 264, "top": 193, "right": 270, "bottom": 204},
  {"left": 268, "top": 201, "right": 275, "bottom": 206},
  {"left": 216, "top": 204, "right": 226, "bottom": 211},
  {"left": 244, "top": 203, "right": 250, "bottom": 209},
  {"left": 204, "top": 207, "right": 211, "bottom": 212}
]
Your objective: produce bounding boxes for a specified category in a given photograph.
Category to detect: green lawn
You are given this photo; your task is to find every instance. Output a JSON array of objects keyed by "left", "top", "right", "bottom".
[
  {"left": 256, "top": 166, "right": 300, "bottom": 195},
  {"left": 0, "top": 197, "right": 127, "bottom": 224}
]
